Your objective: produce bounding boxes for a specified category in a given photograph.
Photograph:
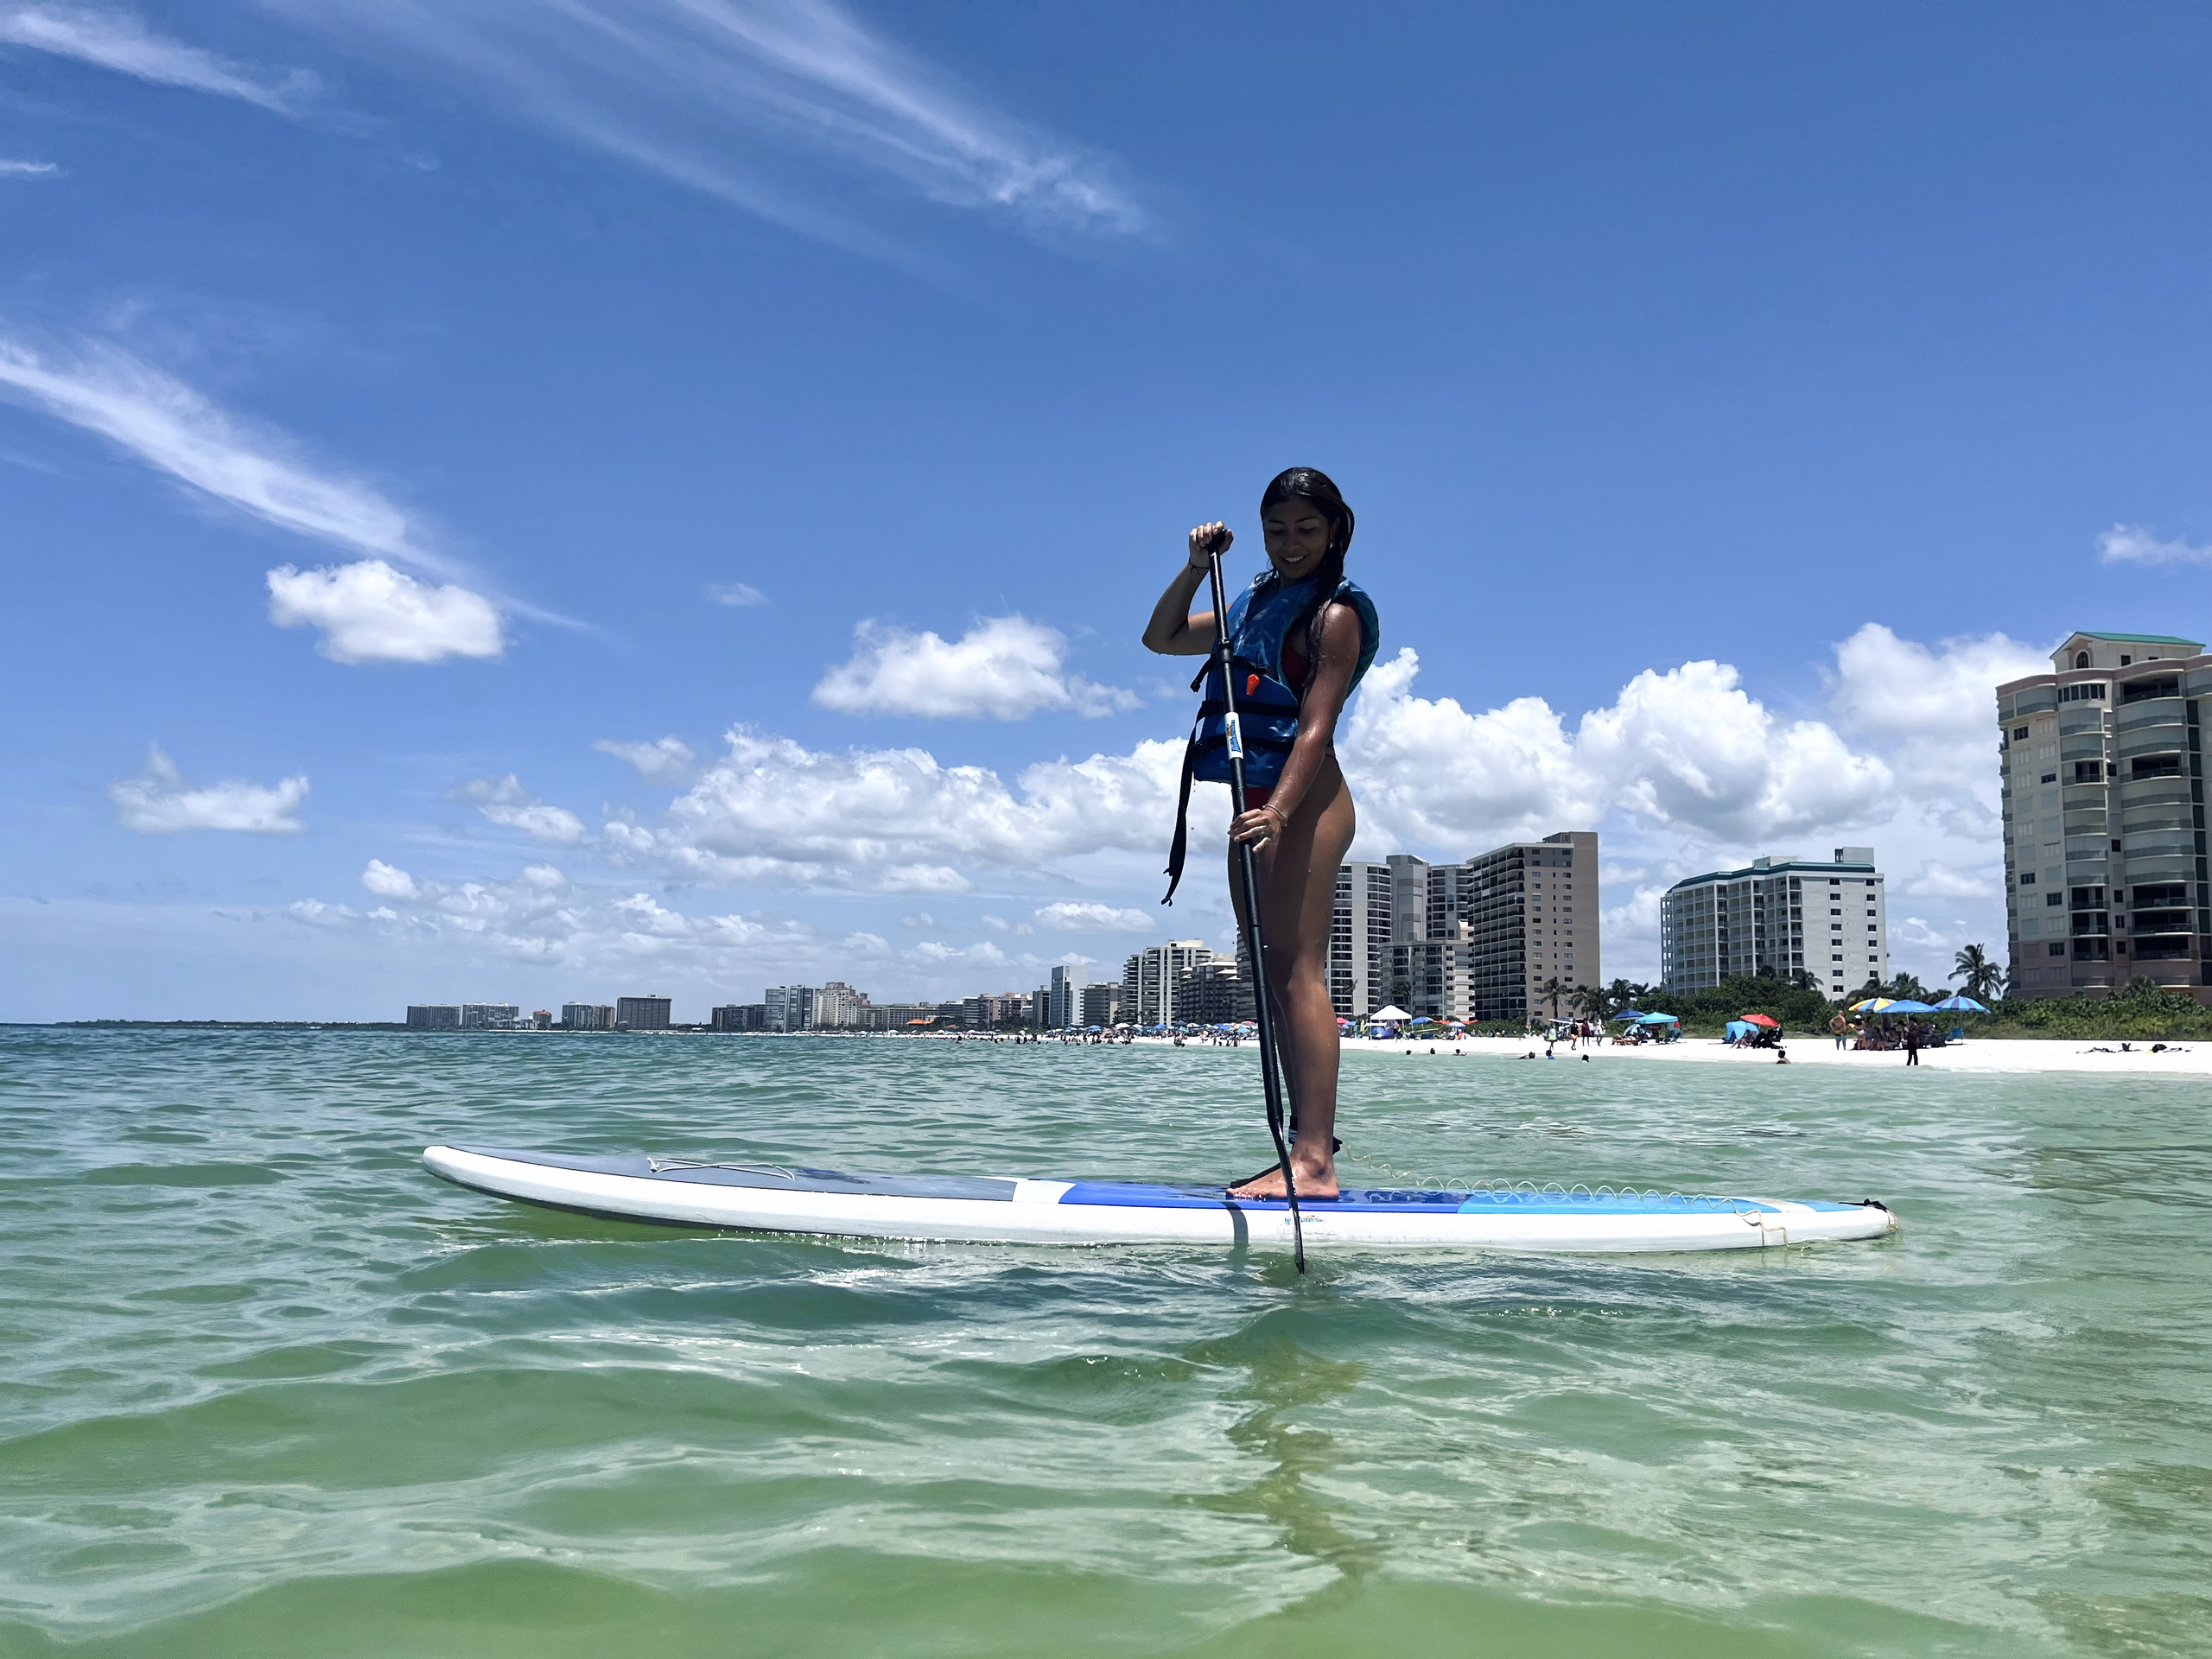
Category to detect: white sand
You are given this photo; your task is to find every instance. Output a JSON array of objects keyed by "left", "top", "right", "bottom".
[{"left": 1333, "top": 1032, "right": 2212, "bottom": 1077}]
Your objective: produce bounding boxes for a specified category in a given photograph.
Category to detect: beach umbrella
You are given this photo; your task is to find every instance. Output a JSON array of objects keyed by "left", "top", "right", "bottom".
[
  {"left": 1885, "top": 999, "right": 1936, "bottom": 1014},
  {"left": 1368, "top": 1005, "right": 1413, "bottom": 1023},
  {"left": 1611, "top": 1009, "right": 1645, "bottom": 1020},
  {"left": 1850, "top": 998, "right": 1896, "bottom": 1014},
  {"left": 1930, "top": 995, "right": 1989, "bottom": 1014},
  {"left": 1739, "top": 1013, "right": 1780, "bottom": 1029}
]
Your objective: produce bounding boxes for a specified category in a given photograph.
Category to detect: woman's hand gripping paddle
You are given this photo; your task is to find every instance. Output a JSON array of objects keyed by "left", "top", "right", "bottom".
[{"left": 1201, "top": 534, "right": 1305, "bottom": 1274}]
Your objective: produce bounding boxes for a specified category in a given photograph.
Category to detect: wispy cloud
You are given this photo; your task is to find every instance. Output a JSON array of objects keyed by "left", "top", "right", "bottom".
[
  {"left": 705, "top": 581, "right": 766, "bottom": 607},
  {"left": 0, "top": 334, "right": 439, "bottom": 569},
  {"left": 449, "top": 774, "right": 588, "bottom": 844},
  {"left": 0, "top": 5, "right": 314, "bottom": 113},
  {"left": 0, "top": 334, "right": 512, "bottom": 662},
  {"left": 594, "top": 735, "right": 697, "bottom": 783},
  {"left": 108, "top": 745, "right": 308, "bottom": 835},
  {"left": 2098, "top": 524, "right": 2212, "bottom": 567},
  {"left": 0, "top": 158, "right": 60, "bottom": 176},
  {"left": 283, "top": 0, "right": 1141, "bottom": 246}
]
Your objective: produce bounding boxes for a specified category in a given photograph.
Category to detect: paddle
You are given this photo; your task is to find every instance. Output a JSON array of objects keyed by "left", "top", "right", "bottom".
[{"left": 1201, "top": 537, "right": 1306, "bottom": 1273}]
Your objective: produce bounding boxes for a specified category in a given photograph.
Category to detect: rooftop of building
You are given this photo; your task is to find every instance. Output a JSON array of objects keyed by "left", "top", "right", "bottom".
[{"left": 1668, "top": 849, "right": 1878, "bottom": 892}]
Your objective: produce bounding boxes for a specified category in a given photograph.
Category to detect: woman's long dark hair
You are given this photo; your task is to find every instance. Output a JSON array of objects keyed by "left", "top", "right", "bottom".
[{"left": 1259, "top": 467, "right": 1355, "bottom": 678}]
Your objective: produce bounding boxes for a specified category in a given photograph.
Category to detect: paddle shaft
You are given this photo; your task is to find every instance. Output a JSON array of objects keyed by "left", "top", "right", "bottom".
[{"left": 1204, "top": 547, "right": 1305, "bottom": 1273}]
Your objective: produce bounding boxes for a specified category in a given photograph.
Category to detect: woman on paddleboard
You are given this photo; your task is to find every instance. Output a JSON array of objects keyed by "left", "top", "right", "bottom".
[{"left": 1143, "top": 467, "right": 1379, "bottom": 1199}]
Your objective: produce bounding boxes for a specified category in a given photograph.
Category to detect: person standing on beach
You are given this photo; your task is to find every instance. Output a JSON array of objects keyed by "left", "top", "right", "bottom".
[
  {"left": 1146, "top": 467, "right": 1379, "bottom": 1199},
  {"left": 1904, "top": 1018, "right": 1923, "bottom": 1066},
  {"left": 1830, "top": 1010, "right": 1849, "bottom": 1051}
]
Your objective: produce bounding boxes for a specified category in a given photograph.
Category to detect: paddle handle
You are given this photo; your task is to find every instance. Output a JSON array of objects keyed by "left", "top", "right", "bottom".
[{"left": 1205, "top": 546, "right": 1304, "bottom": 1273}]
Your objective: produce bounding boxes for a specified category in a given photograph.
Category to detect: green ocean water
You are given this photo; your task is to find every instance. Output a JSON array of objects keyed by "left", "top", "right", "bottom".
[{"left": 1, "top": 1027, "right": 2208, "bottom": 1658}]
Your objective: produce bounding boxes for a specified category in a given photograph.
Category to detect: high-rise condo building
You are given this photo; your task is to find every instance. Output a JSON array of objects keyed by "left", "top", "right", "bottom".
[
  {"left": 1079, "top": 982, "right": 1123, "bottom": 1027},
  {"left": 1330, "top": 861, "right": 1395, "bottom": 1017},
  {"left": 1337, "top": 832, "right": 1597, "bottom": 1021},
  {"left": 1661, "top": 850, "right": 1885, "bottom": 995},
  {"left": 1998, "top": 631, "right": 2211, "bottom": 1001},
  {"left": 461, "top": 1003, "right": 521, "bottom": 1030},
  {"left": 406, "top": 1004, "right": 461, "bottom": 1029},
  {"left": 763, "top": 986, "right": 814, "bottom": 1032},
  {"left": 614, "top": 995, "right": 671, "bottom": 1030},
  {"left": 1047, "top": 964, "right": 1087, "bottom": 1028},
  {"left": 814, "top": 981, "right": 868, "bottom": 1029},
  {"left": 1121, "top": 939, "right": 1215, "bottom": 1026},
  {"left": 561, "top": 1002, "right": 614, "bottom": 1031}
]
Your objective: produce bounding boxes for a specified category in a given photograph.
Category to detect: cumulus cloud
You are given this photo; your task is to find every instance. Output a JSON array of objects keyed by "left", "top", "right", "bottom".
[
  {"left": 0, "top": 159, "right": 60, "bottom": 176},
  {"left": 449, "top": 775, "right": 588, "bottom": 844},
  {"left": 705, "top": 582, "right": 766, "bottom": 607},
  {"left": 0, "top": 5, "right": 314, "bottom": 112},
  {"left": 276, "top": 0, "right": 1141, "bottom": 247},
  {"left": 360, "top": 858, "right": 419, "bottom": 899},
  {"left": 1033, "top": 900, "right": 1153, "bottom": 932},
  {"left": 267, "top": 561, "right": 504, "bottom": 664},
  {"left": 604, "top": 726, "right": 1189, "bottom": 891},
  {"left": 2097, "top": 524, "right": 2212, "bottom": 567},
  {"left": 594, "top": 735, "right": 696, "bottom": 784},
  {"left": 813, "top": 615, "right": 1138, "bottom": 720},
  {"left": 1342, "top": 649, "right": 1896, "bottom": 855},
  {"left": 108, "top": 745, "right": 307, "bottom": 835}
]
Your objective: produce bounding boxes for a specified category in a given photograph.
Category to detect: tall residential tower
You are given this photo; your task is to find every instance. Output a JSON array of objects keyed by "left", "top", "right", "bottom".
[
  {"left": 1661, "top": 850, "right": 1885, "bottom": 995},
  {"left": 1998, "top": 631, "right": 2211, "bottom": 1001}
]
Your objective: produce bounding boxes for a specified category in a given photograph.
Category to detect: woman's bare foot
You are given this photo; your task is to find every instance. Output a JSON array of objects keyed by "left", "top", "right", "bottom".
[{"left": 1226, "top": 1151, "right": 1338, "bottom": 1200}]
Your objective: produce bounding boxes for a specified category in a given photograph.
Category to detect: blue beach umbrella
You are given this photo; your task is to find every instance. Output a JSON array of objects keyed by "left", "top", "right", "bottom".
[
  {"left": 1884, "top": 1000, "right": 1936, "bottom": 1014},
  {"left": 1611, "top": 1009, "right": 1645, "bottom": 1021},
  {"left": 1930, "top": 995, "right": 1989, "bottom": 1014}
]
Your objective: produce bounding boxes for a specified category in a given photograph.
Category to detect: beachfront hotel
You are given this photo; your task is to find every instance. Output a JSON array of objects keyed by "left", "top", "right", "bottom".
[
  {"left": 1334, "top": 831, "right": 1599, "bottom": 1021},
  {"left": 1999, "top": 630, "right": 2212, "bottom": 1003},
  {"left": 1660, "top": 851, "right": 1887, "bottom": 995}
]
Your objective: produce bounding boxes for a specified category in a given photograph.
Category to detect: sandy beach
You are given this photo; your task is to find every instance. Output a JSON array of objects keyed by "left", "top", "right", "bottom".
[{"left": 1326, "top": 1030, "right": 2212, "bottom": 1076}]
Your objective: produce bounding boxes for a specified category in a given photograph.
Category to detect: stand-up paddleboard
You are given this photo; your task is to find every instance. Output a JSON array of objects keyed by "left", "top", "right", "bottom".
[{"left": 423, "top": 1145, "right": 1897, "bottom": 1253}]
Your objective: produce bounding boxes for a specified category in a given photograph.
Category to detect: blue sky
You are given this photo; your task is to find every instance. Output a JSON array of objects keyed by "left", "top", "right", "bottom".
[{"left": 2, "top": 1, "right": 2207, "bottom": 1020}]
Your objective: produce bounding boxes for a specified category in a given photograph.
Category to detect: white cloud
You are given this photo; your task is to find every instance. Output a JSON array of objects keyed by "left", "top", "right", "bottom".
[
  {"left": 606, "top": 726, "right": 1191, "bottom": 892},
  {"left": 359, "top": 859, "right": 419, "bottom": 899},
  {"left": 449, "top": 774, "right": 587, "bottom": 844},
  {"left": 813, "top": 615, "right": 1138, "bottom": 720},
  {"left": 267, "top": 560, "right": 504, "bottom": 664},
  {"left": 594, "top": 735, "right": 696, "bottom": 784},
  {"left": 108, "top": 745, "right": 307, "bottom": 835},
  {"left": 705, "top": 581, "right": 766, "bottom": 607},
  {"left": 899, "top": 912, "right": 938, "bottom": 930},
  {"left": 0, "top": 5, "right": 314, "bottom": 112},
  {"left": 1898, "top": 861, "right": 1994, "bottom": 899},
  {"left": 2097, "top": 524, "right": 2212, "bottom": 567},
  {"left": 279, "top": 0, "right": 1141, "bottom": 245},
  {"left": 0, "top": 159, "right": 60, "bottom": 176},
  {"left": 1033, "top": 900, "right": 1153, "bottom": 932},
  {"left": 0, "top": 336, "right": 440, "bottom": 566},
  {"left": 1342, "top": 649, "right": 1896, "bottom": 855}
]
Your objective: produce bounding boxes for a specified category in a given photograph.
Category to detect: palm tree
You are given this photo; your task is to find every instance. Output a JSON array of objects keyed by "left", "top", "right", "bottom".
[
  {"left": 1885, "top": 969, "right": 1932, "bottom": 1002},
  {"left": 1950, "top": 944, "right": 2005, "bottom": 1003},
  {"left": 1537, "top": 976, "right": 1567, "bottom": 1020},
  {"left": 1572, "top": 982, "right": 1605, "bottom": 1021}
]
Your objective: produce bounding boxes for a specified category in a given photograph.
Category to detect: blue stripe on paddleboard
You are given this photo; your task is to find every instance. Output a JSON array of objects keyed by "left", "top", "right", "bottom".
[{"left": 1054, "top": 1182, "right": 1806, "bottom": 1216}]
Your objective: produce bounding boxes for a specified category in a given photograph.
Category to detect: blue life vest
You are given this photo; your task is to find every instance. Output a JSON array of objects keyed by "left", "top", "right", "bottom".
[{"left": 1161, "top": 570, "right": 1379, "bottom": 903}]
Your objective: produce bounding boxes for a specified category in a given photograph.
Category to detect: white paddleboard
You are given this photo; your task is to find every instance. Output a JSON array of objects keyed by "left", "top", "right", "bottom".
[{"left": 423, "top": 1144, "right": 1898, "bottom": 1254}]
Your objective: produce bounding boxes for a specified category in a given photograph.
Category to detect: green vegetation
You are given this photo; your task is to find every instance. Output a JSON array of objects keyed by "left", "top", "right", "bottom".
[{"left": 1979, "top": 977, "right": 2212, "bottom": 1041}]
